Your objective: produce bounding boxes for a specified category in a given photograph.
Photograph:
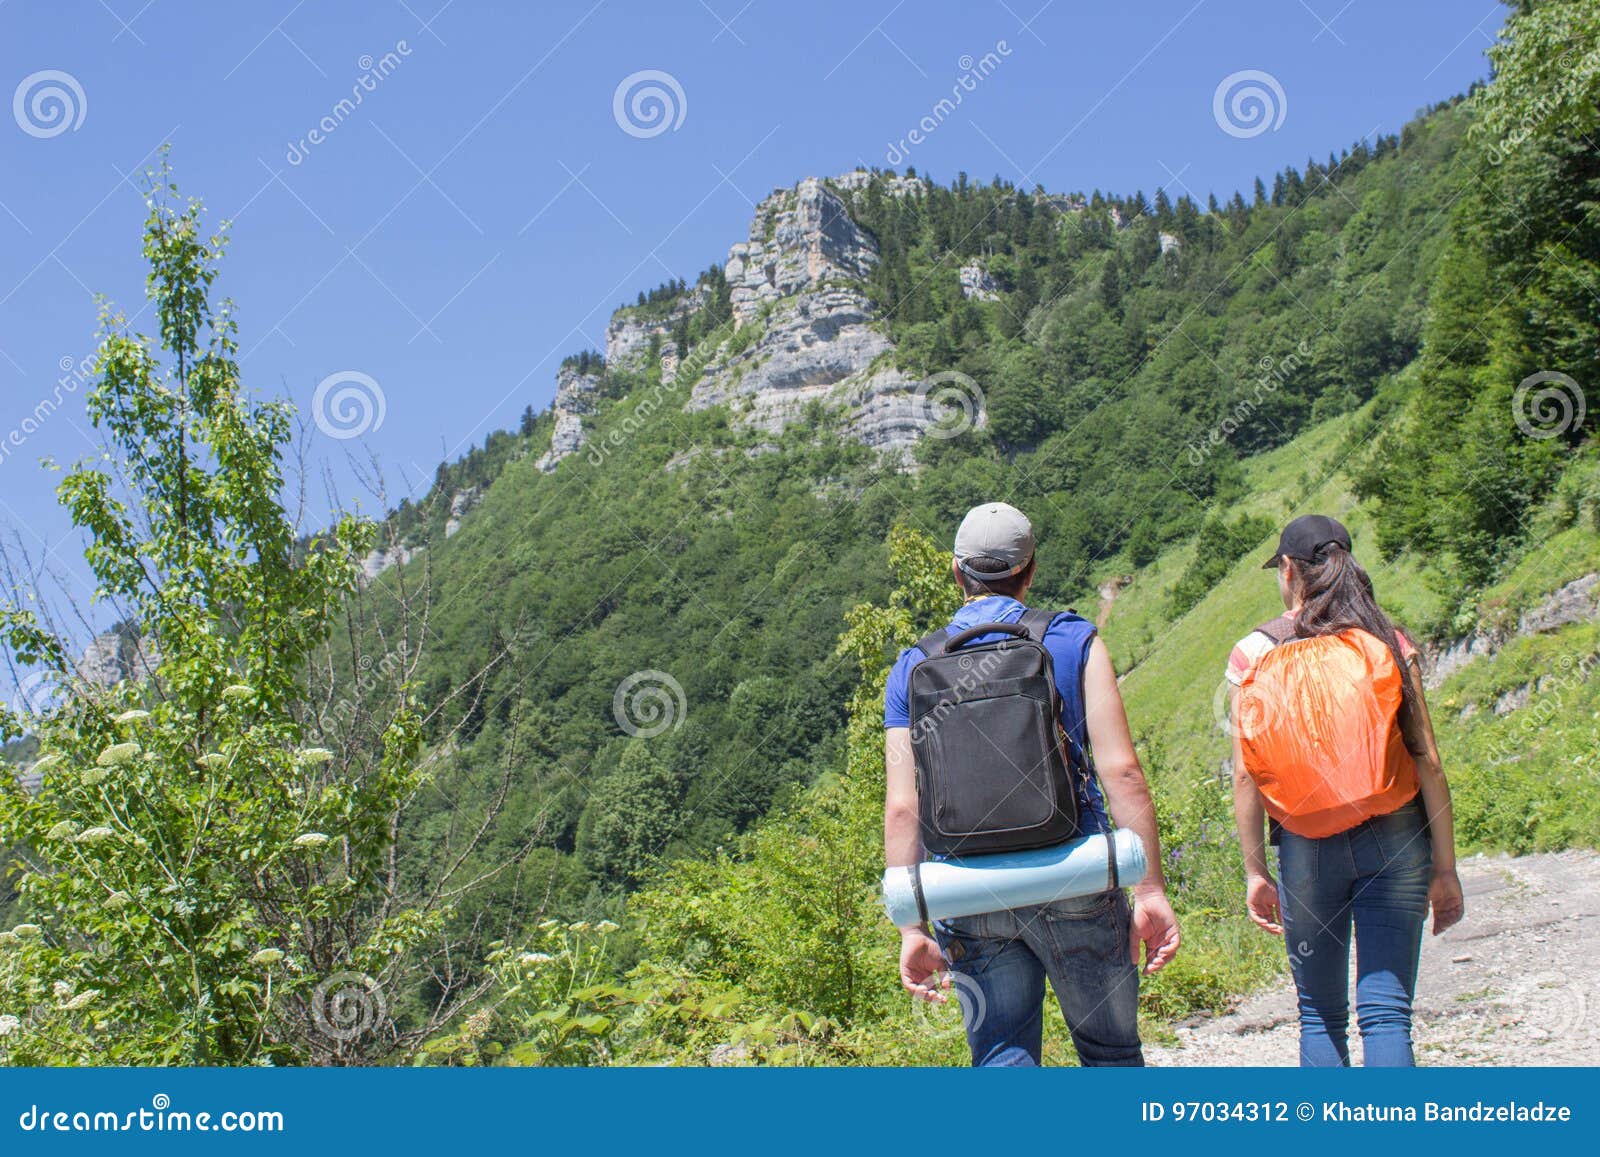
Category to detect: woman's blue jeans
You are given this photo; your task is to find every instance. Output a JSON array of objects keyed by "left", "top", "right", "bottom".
[{"left": 1276, "top": 798, "right": 1432, "bottom": 1067}]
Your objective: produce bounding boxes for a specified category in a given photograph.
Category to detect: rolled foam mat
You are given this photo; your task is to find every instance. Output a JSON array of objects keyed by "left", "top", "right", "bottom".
[{"left": 881, "top": 829, "right": 1148, "bottom": 927}]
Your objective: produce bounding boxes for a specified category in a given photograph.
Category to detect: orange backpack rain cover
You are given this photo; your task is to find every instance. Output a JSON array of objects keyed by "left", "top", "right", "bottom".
[{"left": 1237, "top": 628, "right": 1418, "bottom": 839}]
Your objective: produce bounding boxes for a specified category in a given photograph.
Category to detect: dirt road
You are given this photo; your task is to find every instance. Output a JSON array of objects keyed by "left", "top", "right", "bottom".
[{"left": 1149, "top": 850, "right": 1600, "bottom": 1066}]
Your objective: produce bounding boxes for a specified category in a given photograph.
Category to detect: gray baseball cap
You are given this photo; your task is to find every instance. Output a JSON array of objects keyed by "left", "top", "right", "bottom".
[{"left": 954, "top": 502, "right": 1035, "bottom": 580}]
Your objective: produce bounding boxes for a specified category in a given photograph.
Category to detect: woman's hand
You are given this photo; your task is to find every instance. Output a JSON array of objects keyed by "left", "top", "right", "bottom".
[
  {"left": 1429, "top": 866, "right": 1465, "bottom": 935},
  {"left": 899, "top": 929, "right": 950, "bottom": 1003},
  {"left": 1246, "top": 873, "right": 1283, "bottom": 935}
]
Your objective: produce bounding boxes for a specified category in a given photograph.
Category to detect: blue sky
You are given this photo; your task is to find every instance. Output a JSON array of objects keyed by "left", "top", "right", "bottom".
[{"left": 0, "top": 0, "right": 1503, "bottom": 650}]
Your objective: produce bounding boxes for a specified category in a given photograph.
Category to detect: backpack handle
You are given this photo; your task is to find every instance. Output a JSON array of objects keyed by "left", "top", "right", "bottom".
[{"left": 942, "top": 621, "right": 1030, "bottom": 652}]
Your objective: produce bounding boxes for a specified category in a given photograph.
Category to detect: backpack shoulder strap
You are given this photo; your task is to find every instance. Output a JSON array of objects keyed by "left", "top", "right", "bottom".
[
  {"left": 1254, "top": 614, "right": 1298, "bottom": 645},
  {"left": 913, "top": 626, "right": 952, "bottom": 659},
  {"left": 1017, "top": 606, "right": 1060, "bottom": 642}
]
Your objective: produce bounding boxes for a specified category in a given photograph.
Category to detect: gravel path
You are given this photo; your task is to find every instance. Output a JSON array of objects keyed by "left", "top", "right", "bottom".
[{"left": 1149, "top": 850, "right": 1600, "bottom": 1066}]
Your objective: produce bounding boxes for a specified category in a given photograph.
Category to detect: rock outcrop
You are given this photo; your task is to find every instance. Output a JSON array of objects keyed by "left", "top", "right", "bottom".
[
  {"left": 1425, "top": 572, "right": 1600, "bottom": 689},
  {"left": 724, "top": 178, "right": 879, "bottom": 327},
  {"left": 535, "top": 365, "right": 604, "bottom": 472},
  {"left": 680, "top": 177, "right": 953, "bottom": 453},
  {"left": 361, "top": 543, "right": 419, "bottom": 582},
  {"left": 445, "top": 487, "right": 479, "bottom": 538},
  {"left": 77, "top": 629, "right": 158, "bottom": 688},
  {"left": 959, "top": 260, "right": 1001, "bottom": 300},
  {"left": 604, "top": 288, "right": 704, "bottom": 372},
  {"left": 831, "top": 169, "right": 925, "bottom": 199}
]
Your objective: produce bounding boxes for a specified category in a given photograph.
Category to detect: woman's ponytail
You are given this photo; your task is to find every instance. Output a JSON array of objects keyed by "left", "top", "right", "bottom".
[{"left": 1293, "top": 544, "right": 1415, "bottom": 711}]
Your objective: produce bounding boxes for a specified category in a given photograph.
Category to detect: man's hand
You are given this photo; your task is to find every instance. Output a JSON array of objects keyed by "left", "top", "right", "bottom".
[
  {"left": 1129, "top": 890, "right": 1181, "bottom": 975},
  {"left": 1429, "top": 866, "right": 1465, "bottom": 936},
  {"left": 899, "top": 928, "right": 949, "bottom": 1002},
  {"left": 1245, "top": 873, "right": 1282, "bottom": 935}
]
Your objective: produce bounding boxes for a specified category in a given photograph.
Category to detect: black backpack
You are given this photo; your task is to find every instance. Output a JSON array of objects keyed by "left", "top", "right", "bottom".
[{"left": 907, "top": 608, "right": 1081, "bottom": 857}]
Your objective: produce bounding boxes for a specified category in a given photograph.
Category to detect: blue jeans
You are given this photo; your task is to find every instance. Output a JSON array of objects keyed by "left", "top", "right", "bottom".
[
  {"left": 1276, "top": 799, "right": 1432, "bottom": 1067},
  {"left": 932, "top": 889, "right": 1142, "bottom": 1067}
]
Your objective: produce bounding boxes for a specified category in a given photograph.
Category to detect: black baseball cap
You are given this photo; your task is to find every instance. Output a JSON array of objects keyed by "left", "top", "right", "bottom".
[{"left": 1263, "top": 514, "right": 1352, "bottom": 568}]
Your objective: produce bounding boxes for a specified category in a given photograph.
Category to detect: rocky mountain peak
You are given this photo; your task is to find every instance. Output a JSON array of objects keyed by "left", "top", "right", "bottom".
[
  {"left": 535, "top": 171, "right": 964, "bottom": 473},
  {"left": 726, "top": 178, "right": 879, "bottom": 327}
]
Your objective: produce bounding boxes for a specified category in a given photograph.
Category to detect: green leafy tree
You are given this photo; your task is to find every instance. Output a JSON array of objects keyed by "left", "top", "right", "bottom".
[
  {"left": 0, "top": 162, "right": 455, "bottom": 1065},
  {"left": 579, "top": 740, "right": 685, "bottom": 887}
]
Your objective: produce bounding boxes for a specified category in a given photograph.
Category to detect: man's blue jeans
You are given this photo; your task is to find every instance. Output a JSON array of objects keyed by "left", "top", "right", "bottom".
[
  {"left": 931, "top": 889, "right": 1142, "bottom": 1067},
  {"left": 1276, "top": 798, "right": 1432, "bottom": 1067}
]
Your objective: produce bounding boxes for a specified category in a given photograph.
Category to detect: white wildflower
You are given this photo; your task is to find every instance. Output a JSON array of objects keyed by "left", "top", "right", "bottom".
[
  {"left": 250, "top": 948, "right": 285, "bottom": 966},
  {"left": 74, "top": 827, "right": 114, "bottom": 844},
  {"left": 221, "top": 684, "right": 255, "bottom": 702},
  {"left": 30, "top": 752, "right": 63, "bottom": 772},
  {"left": 518, "top": 952, "right": 554, "bottom": 965},
  {"left": 296, "top": 747, "right": 334, "bottom": 764},
  {"left": 10, "top": 924, "right": 42, "bottom": 939},
  {"left": 81, "top": 768, "right": 108, "bottom": 787},
  {"left": 52, "top": 980, "right": 72, "bottom": 999},
  {"left": 196, "top": 753, "right": 228, "bottom": 770},
  {"left": 595, "top": 920, "right": 620, "bottom": 933},
  {"left": 45, "top": 821, "right": 79, "bottom": 841},
  {"left": 113, "top": 709, "right": 151, "bottom": 726},
  {"left": 292, "top": 833, "right": 330, "bottom": 850},
  {"left": 95, "top": 742, "right": 139, "bottom": 767},
  {"left": 0, "top": 1014, "right": 19, "bottom": 1036},
  {"left": 63, "top": 989, "right": 100, "bottom": 1010},
  {"left": 105, "top": 891, "right": 131, "bottom": 909}
]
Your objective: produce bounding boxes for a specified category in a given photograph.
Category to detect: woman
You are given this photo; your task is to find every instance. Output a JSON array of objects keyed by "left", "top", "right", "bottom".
[{"left": 1227, "top": 514, "right": 1465, "bottom": 1067}]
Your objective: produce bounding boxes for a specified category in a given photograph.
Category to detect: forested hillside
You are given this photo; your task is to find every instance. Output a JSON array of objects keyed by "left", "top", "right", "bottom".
[
  {"left": 3, "top": 0, "right": 1595, "bottom": 1067},
  {"left": 374, "top": 94, "right": 1478, "bottom": 937}
]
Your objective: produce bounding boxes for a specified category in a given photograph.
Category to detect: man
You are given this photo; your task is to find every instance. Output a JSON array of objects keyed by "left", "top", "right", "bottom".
[{"left": 883, "top": 502, "right": 1180, "bottom": 1066}]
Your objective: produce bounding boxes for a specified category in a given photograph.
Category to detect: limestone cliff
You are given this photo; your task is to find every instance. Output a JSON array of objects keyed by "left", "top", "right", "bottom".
[
  {"left": 534, "top": 364, "right": 604, "bottom": 472},
  {"left": 536, "top": 169, "right": 964, "bottom": 468}
]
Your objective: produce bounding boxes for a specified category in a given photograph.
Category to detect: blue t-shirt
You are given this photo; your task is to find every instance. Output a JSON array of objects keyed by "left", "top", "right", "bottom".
[{"left": 883, "top": 595, "right": 1110, "bottom": 834}]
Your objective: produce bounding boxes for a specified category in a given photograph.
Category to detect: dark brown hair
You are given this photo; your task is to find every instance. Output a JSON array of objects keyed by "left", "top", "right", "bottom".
[
  {"left": 954, "top": 555, "right": 1036, "bottom": 600},
  {"left": 1290, "top": 544, "right": 1415, "bottom": 710}
]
